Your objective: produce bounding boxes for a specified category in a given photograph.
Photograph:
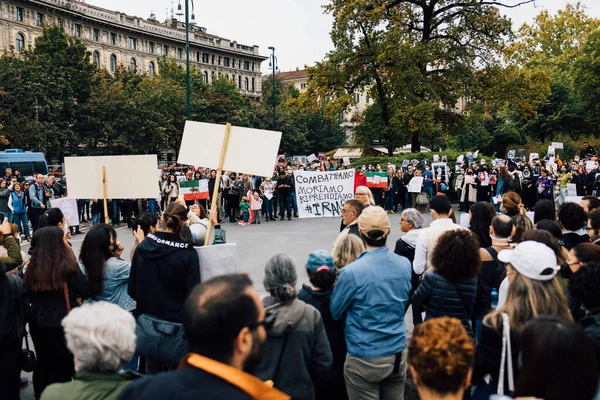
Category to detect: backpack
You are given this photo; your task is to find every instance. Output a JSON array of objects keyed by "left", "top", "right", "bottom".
[{"left": 505, "top": 174, "right": 521, "bottom": 193}]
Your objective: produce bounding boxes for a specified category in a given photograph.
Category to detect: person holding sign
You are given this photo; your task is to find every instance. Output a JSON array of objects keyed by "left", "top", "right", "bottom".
[{"left": 536, "top": 169, "right": 554, "bottom": 201}]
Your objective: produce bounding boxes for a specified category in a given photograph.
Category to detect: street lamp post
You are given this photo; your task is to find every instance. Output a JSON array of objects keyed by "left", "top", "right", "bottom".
[
  {"left": 268, "top": 46, "right": 277, "bottom": 131},
  {"left": 177, "top": 1, "right": 196, "bottom": 120}
]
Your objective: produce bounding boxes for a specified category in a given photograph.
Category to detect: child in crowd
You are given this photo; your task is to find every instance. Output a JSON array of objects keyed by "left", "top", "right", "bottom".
[
  {"left": 252, "top": 192, "right": 263, "bottom": 224},
  {"left": 239, "top": 196, "right": 250, "bottom": 225}
]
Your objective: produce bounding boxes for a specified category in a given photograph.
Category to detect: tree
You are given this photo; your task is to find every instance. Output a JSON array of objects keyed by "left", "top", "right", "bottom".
[
  {"left": 572, "top": 29, "right": 600, "bottom": 136},
  {"left": 309, "top": 0, "right": 535, "bottom": 154}
]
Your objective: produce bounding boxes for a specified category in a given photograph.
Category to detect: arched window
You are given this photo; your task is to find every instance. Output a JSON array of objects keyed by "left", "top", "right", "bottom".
[
  {"left": 92, "top": 51, "right": 101, "bottom": 68},
  {"left": 148, "top": 61, "right": 155, "bottom": 77},
  {"left": 203, "top": 71, "right": 208, "bottom": 84},
  {"left": 110, "top": 54, "right": 117, "bottom": 73},
  {"left": 129, "top": 58, "right": 137, "bottom": 71},
  {"left": 244, "top": 77, "right": 249, "bottom": 91},
  {"left": 15, "top": 33, "right": 25, "bottom": 53}
]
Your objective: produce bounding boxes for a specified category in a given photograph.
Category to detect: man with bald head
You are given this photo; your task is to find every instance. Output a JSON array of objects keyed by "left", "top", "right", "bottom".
[
  {"left": 120, "top": 274, "right": 289, "bottom": 400},
  {"left": 473, "top": 214, "right": 515, "bottom": 336}
]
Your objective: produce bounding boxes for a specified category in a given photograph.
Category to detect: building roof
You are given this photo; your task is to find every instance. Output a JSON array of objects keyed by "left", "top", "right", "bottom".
[{"left": 275, "top": 69, "right": 309, "bottom": 81}]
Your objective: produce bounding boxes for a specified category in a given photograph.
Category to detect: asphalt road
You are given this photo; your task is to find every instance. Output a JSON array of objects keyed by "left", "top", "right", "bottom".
[{"left": 20, "top": 209, "right": 437, "bottom": 399}]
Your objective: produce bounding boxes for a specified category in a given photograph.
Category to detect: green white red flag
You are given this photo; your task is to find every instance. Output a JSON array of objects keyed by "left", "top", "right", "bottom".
[
  {"left": 365, "top": 172, "right": 388, "bottom": 188},
  {"left": 179, "top": 179, "right": 209, "bottom": 201}
]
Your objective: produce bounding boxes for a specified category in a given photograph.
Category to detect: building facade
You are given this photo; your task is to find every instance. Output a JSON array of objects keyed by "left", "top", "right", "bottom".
[{"left": 0, "top": 0, "right": 267, "bottom": 98}]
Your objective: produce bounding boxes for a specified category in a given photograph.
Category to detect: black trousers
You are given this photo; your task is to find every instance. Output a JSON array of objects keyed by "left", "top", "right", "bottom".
[
  {"left": 30, "top": 207, "right": 44, "bottom": 233},
  {"left": 0, "top": 342, "right": 20, "bottom": 400},
  {"left": 29, "top": 322, "right": 74, "bottom": 399}
]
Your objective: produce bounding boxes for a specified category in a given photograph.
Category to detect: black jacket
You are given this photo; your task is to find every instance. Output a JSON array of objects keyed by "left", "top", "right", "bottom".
[
  {"left": 28, "top": 269, "right": 90, "bottom": 328},
  {"left": 561, "top": 232, "right": 590, "bottom": 251},
  {"left": 119, "top": 366, "right": 253, "bottom": 400},
  {"left": 0, "top": 273, "right": 25, "bottom": 346},
  {"left": 581, "top": 313, "right": 600, "bottom": 370},
  {"left": 128, "top": 232, "right": 200, "bottom": 323},
  {"left": 412, "top": 271, "right": 478, "bottom": 337},
  {"left": 473, "top": 322, "right": 521, "bottom": 390},
  {"left": 298, "top": 286, "right": 347, "bottom": 400}
]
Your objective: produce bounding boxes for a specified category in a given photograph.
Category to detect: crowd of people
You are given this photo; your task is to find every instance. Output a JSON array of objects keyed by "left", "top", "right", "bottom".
[{"left": 2, "top": 142, "right": 600, "bottom": 400}]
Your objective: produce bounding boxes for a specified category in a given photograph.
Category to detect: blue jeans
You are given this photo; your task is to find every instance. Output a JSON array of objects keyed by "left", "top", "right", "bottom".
[
  {"left": 424, "top": 186, "right": 434, "bottom": 200},
  {"left": 12, "top": 212, "right": 30, "bottom": 237},
  {"left": 111, "top": 200, "right": 120, "bottom": 225},
  {"left": 264, "top": 196, "right": 274, "bottom": 218},
  {"left": 384, "top": 191, "right": 395, "bottom": 211},
  {"left": 92, "top": 213, "right": 101, "bottom": 225},
  {"left": 242, "top": 210, "right": 249, "bottom": 223},
  {"left": 3, "top": 210, "right": 12, "bottom": 225},
  {"left": 148, "top": 198, "right": 157, "bottom": 213}
]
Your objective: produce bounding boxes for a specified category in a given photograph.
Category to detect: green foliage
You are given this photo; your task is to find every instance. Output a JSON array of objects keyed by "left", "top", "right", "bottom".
[
  {"left": 351, "top": 149, "right": 494, "bottom": 170},
  {"left": 572, "top": 29, "right": 600, "bottom": 136}
]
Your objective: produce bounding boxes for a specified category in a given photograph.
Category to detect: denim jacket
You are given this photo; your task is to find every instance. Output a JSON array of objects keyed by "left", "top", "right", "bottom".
[
  {"left": 29, "top": 183, "right": 44, "bottom": 209},
  {"left": 80, "top": 257, "right": 136, "bottom": 312}
]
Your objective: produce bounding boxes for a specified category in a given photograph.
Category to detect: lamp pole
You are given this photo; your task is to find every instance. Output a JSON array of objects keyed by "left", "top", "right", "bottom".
[
  {"left": 178, "top": 0, "right": 195, "bottom": 120},
  {"left": 268, "top": 46, "right": 277, "bottom": 131}
]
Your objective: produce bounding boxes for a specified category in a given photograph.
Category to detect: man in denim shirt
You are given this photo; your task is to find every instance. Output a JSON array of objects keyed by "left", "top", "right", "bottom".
[{"left": 331, "top": 206, "right": 412, "bottom": 400}]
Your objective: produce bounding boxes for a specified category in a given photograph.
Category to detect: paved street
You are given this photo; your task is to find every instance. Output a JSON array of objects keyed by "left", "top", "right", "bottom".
[{"left": 20, "top": 208, "right": 438, "bottom": 399}]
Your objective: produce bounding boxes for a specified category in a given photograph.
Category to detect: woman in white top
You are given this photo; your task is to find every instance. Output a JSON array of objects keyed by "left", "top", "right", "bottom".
[{"left": 260, "top": 177, "right": 277, "bottom": 221}]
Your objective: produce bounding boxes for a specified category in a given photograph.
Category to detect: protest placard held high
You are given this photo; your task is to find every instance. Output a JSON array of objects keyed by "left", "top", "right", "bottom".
[{"left": 294, "top": 170, "right": 355, "bottom": 218}]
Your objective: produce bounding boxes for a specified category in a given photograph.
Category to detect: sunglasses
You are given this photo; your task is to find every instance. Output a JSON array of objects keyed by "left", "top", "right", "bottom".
[{"left": 248, "top": 310, "right": 275, "bottom": 331}]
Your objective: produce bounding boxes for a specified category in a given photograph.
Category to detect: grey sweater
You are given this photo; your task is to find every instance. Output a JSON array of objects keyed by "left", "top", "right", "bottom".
[{"left": 254, "top": 298, "right": 332, "bottom": 400}]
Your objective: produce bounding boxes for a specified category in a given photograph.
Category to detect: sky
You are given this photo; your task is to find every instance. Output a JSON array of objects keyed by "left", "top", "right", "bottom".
[{"left": 88, "top": 0, "right": 600, "bottom": 73}]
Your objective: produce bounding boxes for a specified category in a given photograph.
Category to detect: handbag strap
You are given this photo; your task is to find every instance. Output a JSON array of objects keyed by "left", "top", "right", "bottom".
[
  {"left": 272, "top": 333, "right": 289, "bottom": 386},
  {"left": 497, "top": 313, "right": 515, "bottom": 395},
  {"left": 63, "top": 282, "right": 71, "bottom": 314},
  {"left": 449, "top": 281, "right": 471, "bottom": 323}
]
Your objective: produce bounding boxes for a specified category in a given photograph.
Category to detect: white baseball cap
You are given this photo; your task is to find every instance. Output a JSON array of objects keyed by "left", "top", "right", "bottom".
[{"left": 498, "top": 241, "right": 560, "bottom": 281}]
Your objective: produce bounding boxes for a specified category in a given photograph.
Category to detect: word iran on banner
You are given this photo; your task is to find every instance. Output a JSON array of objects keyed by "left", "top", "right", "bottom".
[
  {"left": 365, "top": 172, "right": 387, "bottom": 188},
  {"left": 180, "top": 179, "right": 209, "bottom": 201},
  {"left": 294, "top": 170, "right": 355, "bottom": 218}
]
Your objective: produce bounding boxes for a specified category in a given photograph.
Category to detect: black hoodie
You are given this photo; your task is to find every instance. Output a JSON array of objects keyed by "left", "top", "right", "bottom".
[{"left": 128, "top": 232, "right": 200, "bottom": 323}]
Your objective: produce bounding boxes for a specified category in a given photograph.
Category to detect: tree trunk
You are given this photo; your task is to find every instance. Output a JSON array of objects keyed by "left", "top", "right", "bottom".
[
  {"left": 411, "top": 132, "right": 420, "bottom": 153},
  {"left": 388, "top": 147, "right": 394, "bottom": 156}
]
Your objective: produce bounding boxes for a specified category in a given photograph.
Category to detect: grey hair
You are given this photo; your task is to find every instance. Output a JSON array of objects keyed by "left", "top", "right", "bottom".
[
  {"left": 332, "top": 234, "right": 366, "bottom": 269},
  {"left": 62, "top": 301, "right": 136, "bottom": 373},
  {"left": 263, "top": 253, "right": 297, "bottom": 303},
  {"left": 402, "top": 208, "right": 424, "bottom": 229}
]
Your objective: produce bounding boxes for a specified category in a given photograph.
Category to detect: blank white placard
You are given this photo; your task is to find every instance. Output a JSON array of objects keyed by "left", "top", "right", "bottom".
[
  {"left": 178, "top": 121, "right": 282, "bottom": 178},
  {"left": 64, "top": 155, "right": 159, "bottom": 199}
]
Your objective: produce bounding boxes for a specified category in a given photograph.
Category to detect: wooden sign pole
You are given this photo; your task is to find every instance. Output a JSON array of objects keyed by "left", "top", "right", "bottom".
[
  {"left": 102, "top": 166, "right": 109, "bottom": 224},
  {"left": 204, "top": 123, "right": 231, "bottom": 246}
]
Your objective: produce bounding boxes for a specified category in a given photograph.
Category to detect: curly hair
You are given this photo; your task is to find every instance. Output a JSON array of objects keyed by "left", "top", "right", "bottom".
[
  {"left": 569, "top": 262, "right": 600, "bottom": 311},
  {"left": 408, "top": 317, "right": 475, "bottom": 395},
  {"left": 431, "top": 229, "right": 481, "bottom": 282},
  {"left": 558, "top": 202, "right": 588, "bottom": 232}
]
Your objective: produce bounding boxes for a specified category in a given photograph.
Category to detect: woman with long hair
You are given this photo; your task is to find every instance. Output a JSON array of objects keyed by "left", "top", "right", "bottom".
[
  {"left": 159, "top": 173, "right": 168, "bottom": 211},
  {"left": 469, "top": 202, "right": 495, "bottom": 248},
  {"left": 513, "top": 316, "right": 599, "bottom": 400},
  {"left": 165, "top": 174, "right": 179, "bottom": 205},
  {"left": 79, "top": 224, "right": 135, "bottom": 312},
  {"left": 0, "top": 178, "right": 12, "bottom": 223},
  {"left": 255, "top": 254, "right": 332, "bottom": 400},
  {"left": 473, "top": 241, "right": 571, "bottom": 396},
  {"left": 128, "top": 202, "right": 200, "bottom": 374},
  {"left": 24, "top": 226, "right": 90, "bottom": 398},
  {"left": 8, "top": 182, "right": 30, "bottom": 241},
  {"left": 510, "top": 214, "right": 533, "bottom": 244}
]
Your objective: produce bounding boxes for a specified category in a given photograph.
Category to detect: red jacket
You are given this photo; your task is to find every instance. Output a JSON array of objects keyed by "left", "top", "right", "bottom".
[{"left": 354, "top": 172, "right": 367, "bottom": 190}]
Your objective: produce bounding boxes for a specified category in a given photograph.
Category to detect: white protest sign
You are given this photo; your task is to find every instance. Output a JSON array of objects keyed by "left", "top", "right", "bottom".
[
  {"left": 457, "top": 155, "right": 464, "bottom": 163},
  {"left": 567, "top": 183, "right": 578, "bottom": 196},
  {"left": 50, "top": 198, "right": 79, "bottom": 227},
  {"left": 178, "top": 121, "right": 282, "bottom": 178},
  {"left": 529, "top": 153, "right": 539, "bottom": 164},
  {"left": 473, "top": 150, "right": 480, "bottom": 159},
  {"left": 432, "top": 162, "right": 449, "bottom": 182},
  {"left": 566, "top": 196, "right": 584, "bottom": 204},
  {"left": 587, "top": 161, "right": 597, "bottom": 171},
  {"left": 307, "top": 154, "right": 317, "bottom": 163},
  {"left": 408, "top": 177, "right": 424, "bottom": 193},
  {"left": 552, "top": 142, "right": 564, "bottom": 149},
  {"left": 294, "top": 170, "right": 355, "bottom": 218},
  {"left": 548, "top": 146, "right": 555, "bottom": 155},
  {"left": 196, "top": 243, "right": 238, "bottom": 281},
  {"left": 343, "top": 157, "right": 351, "bottom": 166},
  {"left": 64, "top": 155, "right": 159, "bottom": 199}
]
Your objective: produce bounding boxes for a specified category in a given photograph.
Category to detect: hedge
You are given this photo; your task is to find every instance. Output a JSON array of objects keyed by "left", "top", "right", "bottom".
[{"left": 349, "top": 150, "right": 495, "bottom": 170}]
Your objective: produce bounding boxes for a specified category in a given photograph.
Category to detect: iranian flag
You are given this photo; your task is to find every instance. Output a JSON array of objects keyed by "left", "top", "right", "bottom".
[
  {"left": 365, "top": 172, "right": 388, "bottom": 188},
  {"left": 180, "top": 179, "right": 209, "bottom": 201}
]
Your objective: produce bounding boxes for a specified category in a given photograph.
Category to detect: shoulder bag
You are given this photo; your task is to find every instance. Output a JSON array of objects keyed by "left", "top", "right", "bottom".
[
  {"left": 416, "top": 192, "right": 430, "bottom": 206},
  {"left": 133, "top": 272, "right": 188, "bottom": 363}
]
